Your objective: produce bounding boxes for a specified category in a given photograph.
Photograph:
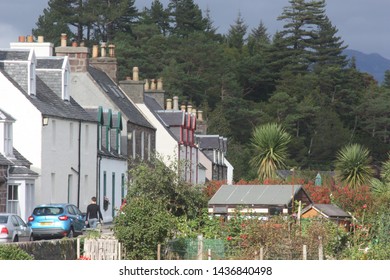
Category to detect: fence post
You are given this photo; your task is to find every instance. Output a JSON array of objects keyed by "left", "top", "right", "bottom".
[
  {"left": 208, "top": 249, "right": 211, "bottom": 260},
  {"left": 302, "top": 245, "right": 307, "bottom": 260},
  {"left": 318, "top": 236, "right": 324, "bottom": 260},
  {"left": 157, "top": 244, "right": 161, "bottom": 260},
  {"left": 77, "top": 238, "right": 80, "bottom": 259},
  {"left": 260, "top": 247, "right": 264, "bottom": 260},
  {"left": 197, "top": 235, "right": 203, "bottom": 260}
]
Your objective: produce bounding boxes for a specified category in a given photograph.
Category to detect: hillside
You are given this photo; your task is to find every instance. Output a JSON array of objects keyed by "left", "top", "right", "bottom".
[{"left": 344, "top": 49, "right": 390, "bottom": 84}]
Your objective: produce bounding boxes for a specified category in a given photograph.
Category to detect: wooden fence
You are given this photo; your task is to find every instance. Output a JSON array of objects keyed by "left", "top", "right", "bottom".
[{"left": 78, "top": 238, "right": 123, "bottom": 260}]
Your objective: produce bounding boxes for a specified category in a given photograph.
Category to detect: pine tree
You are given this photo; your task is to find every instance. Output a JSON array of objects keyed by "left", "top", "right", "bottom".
[
  {"left": 168, "top": 0, "right": 208, "bottom": 37},
  {"left": 226, "top": 12, "right": 248, "bottom": 50}
]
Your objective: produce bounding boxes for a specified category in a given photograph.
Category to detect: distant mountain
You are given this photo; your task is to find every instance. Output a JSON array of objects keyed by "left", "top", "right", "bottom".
[{"left": 343, "top": 49, "right": 390, "bottom": 84}]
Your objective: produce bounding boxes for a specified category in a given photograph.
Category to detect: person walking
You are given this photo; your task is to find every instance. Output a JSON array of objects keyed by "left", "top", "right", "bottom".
[{"left": 86, "top": 196, "right": 103, "bottom": 229}]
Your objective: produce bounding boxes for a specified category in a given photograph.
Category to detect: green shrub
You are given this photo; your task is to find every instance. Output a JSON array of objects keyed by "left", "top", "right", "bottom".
[{"left": 0, "top": 245, "right": 34, "bottom": 260}]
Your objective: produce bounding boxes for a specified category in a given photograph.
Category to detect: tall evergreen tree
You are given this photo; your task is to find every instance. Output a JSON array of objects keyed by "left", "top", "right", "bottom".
[
  {"left": 140, "top": 0, "right": 171, "bottom": 36},
  {"left": 168, "top": 0, "right": 208, "bottom": 37},
  {"left": 226, "top": 12, "right": 248, "bottom": 50}
]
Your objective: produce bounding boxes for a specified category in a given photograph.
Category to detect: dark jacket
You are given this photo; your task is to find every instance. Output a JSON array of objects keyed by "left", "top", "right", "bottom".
[{"left": 86, "top": 203, "right": 103, "bottom": 220}]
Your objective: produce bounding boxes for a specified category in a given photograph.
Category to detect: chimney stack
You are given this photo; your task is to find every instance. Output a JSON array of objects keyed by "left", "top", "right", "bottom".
[
  {"left": 89, "top": 41, "right": 117, "bottom": 81},
  {"left": 11, "top": 35, "right": 53, "bottom": 56},
  {"left": 119, "top": 66, "right": 144, "bottom": 104},
  {"left": 55, "top": 34, "right": 88, "bottom": 72}
]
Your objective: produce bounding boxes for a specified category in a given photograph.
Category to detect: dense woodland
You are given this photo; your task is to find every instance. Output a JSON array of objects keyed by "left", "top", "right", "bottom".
[{"left": 32, "top": 0, "right": 390, "bottom": 181}]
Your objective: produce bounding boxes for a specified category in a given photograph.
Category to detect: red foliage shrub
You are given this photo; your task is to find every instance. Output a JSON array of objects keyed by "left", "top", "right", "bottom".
[{"left": 304, "top": 181, "right": 331, "bottom": 204}]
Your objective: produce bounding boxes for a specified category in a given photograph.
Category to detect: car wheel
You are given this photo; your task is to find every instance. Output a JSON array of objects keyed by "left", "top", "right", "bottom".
[
  {"left": 13, "top": 235, "right": 19, "bottom": 242},
  {"left": 67, "top": 228, "right": 74, "bottom": 238},
  {"left": 29, "top": 234, "right": 34, "bottom": 241}
]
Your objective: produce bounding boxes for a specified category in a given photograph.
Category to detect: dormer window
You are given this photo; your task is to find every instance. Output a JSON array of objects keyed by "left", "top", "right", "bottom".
[
  {"left": 4, "top": 122, "right": 13, "bottom": 157},
  {"left": 28, "top": 50, "right": 36, "bottom": 96},
  {"left": 62, "top": 57, "right": 70, "bottom": 101}
]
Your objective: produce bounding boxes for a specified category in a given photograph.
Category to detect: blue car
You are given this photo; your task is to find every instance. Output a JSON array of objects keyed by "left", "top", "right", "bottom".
[{"left": 28, "top": 203, "right": 85, "bottom": 240}]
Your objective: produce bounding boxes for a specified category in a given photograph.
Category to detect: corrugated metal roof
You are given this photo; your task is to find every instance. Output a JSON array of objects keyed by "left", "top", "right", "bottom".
[{"left": 209, "top": 184, "right": 302, "bottom": 206}]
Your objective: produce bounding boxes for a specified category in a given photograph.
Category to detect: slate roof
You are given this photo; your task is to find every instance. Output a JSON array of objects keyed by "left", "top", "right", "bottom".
[
  {"left": 0, "top": 153, "right": 13, "bottom": 166},
  {"left": 0, "top": 109, "right": 16, "bottom": 121},
  {"left": 302, "top": 204, "right": 351, "bottom": 219},
  {"left": 0, "top": 50, "right": 29, "bottom": 60},
  {"left": 36, "top": 58, "right": 65, "bottom": 69},
  {"left": 0, "top": 148, "right": 38, "bottom": 177},
  {"left": 144, "top": 95, "right": 181, "bottom": 141},
  {"left": 209, "top": 184, "right": 304, "bottom": 206},
  {"left": 0, "top": 68, "right": 95, "bottom": 123},
  {"left": 88, "top": 66, "right": 155, "bottom": 129}
]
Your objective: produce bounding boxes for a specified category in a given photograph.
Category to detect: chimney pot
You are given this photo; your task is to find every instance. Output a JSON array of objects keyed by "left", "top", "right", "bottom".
[
  {"left": 166, "top": 98, "right": 172, "bottom": 110},
  {"left": 108, "top": 44, "right": 115, "bottom": 57},
  {"left": 150, "top": 79, "right": 156, "bottom": 90},
  {"left": 157, "top": 78, "right": 163, "bottom": 90},
  {"left": 180, "top": 103, "right": 186, "bottom": 111},
  {"left": 101, "top": 42, "right": 107, "bottom": 57},
  {"left": 27, "top": 35, "right": 34, "bottom": 43},
  {"left": 37, "top": 36, "right": 44, "bottom": 43},
  {"left": 187, "top": 104, "right": 192, "bottom": 113},
  {"left": 92, "top": 45, "right": 99, "bottom": 58},
  {"left": 144, "top": 79, "right": 150, "bottom": 90},
  {"left": 61, "top": 33, "right": 67, "bottom": 47},
  {"left": 197, "top": 110, "right": 203, "bottom": 122},
  {"left": 18, "top": 35, "right": 26, "bottom": 42},
  {"left": 173, "top": 96, "right": 179, "bottom": 110},
  {"left": 126, "top": 76, "right": 132, "bottom": 80},
  {"left": 133, "top": 67, "right": 139, "bottom": 81}
]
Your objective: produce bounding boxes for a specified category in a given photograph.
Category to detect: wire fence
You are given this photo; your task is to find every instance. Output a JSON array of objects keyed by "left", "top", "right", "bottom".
[{"left": 161, "top": 237, "right": 324, "bottom": 260}]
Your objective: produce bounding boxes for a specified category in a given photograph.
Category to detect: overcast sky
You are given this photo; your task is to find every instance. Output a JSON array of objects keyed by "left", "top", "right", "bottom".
[{"left": 1, "top": 0, "right": 390, "bottom": 59}]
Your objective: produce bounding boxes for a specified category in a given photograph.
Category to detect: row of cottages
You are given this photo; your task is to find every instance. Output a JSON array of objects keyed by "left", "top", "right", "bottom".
[
  {"left": 0, "top": 35, "right": 233, "bottom": 222},
  {"left": 127, "top": 70, "right": 234, "bottom": 185},
  {"left": 0, "top": 47, "right": 98, "bottom": 221}
]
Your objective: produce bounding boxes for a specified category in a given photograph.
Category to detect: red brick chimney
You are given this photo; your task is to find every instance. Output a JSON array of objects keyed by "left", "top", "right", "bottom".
[{"left": 55, "top": 34, "right": 89, "bottom": 73}]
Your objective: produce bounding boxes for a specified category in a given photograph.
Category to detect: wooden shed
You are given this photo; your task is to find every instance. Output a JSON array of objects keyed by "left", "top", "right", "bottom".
[
  {"left": 208, "top": 184, "right": 312, "bottom": 218},
  {"left": 301, "top": 203, "right": 352, "bottom": 230}
]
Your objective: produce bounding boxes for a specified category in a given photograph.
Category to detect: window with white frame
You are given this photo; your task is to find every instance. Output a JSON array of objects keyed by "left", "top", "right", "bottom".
[
  {"left": 7, "top": 184, "right": 19, "bottom": 214},
  {"left": 4, "top": 122, "right": 13, "bottom": 156}
]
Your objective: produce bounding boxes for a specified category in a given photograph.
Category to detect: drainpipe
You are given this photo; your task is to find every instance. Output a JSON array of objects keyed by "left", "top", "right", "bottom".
[
  {"left": 97, "top": 155, "right": 101, "bottom": 204},
  {"left": 77, "top": 120, "right": 81, "bottom": 208}
]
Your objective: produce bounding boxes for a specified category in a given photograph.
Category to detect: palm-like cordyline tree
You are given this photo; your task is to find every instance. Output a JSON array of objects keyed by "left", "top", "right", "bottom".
[
  {"left": 250, "top": 123, "right": 291, "bottom": 182},
  {"left": 371, "top": 153, "right": 390, "bottom": 194},
  {"left": 334, "top": 143, "right": 374, "bottom": 189}
]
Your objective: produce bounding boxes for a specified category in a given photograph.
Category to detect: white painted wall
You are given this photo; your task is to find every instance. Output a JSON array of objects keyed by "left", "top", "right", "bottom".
[
  {"left": 198, "top": 150, "right": 213, "bottom": 182},
  {"left": 136, "top": 103, "right": 178, "bottom": 164},
  {"left": 70, "top": 72, "right": 129, "bottom": 156},
  {"left": 225, "top": 158, "right": 234, "bottom": 184},
  {"left": 0, "top": 71, "right": 98, "bottom": 210},
  {"left": 41, "top": 119, "right": 97, "bottom": 209},
  {"left": 98, "top": 157, "right": 127, "bottom": 222}
]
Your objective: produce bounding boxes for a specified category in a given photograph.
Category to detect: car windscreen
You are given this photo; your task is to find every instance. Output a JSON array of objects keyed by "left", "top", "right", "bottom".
[
  {"left": 0, "top": 216, "right": 8, "bottom": 224},
  {"left": 33, "top": 207, "right": 64, "bottom": 216}
]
